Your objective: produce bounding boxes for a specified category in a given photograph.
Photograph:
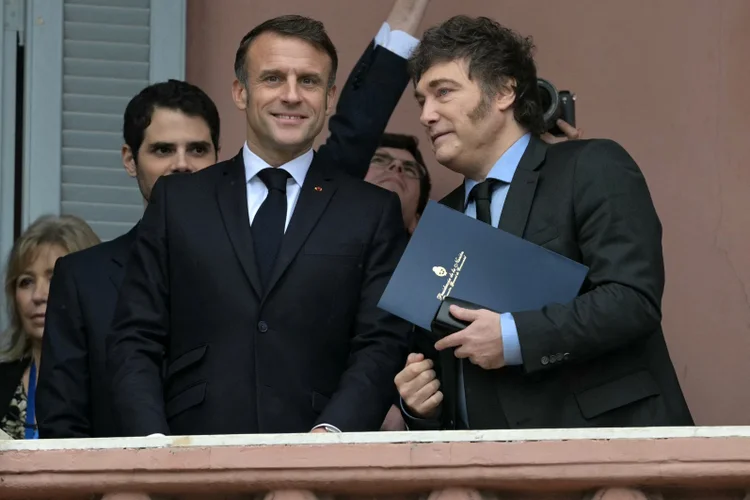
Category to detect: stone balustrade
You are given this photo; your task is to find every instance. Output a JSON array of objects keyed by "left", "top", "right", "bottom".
[{"left": 2, "top": 427, "right": 750, "bottom": 499}]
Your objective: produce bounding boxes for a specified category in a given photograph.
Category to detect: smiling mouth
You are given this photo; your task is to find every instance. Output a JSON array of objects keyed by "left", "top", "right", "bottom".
[{"left": 272, "top": 113, "right": 307, "bottom": 122}]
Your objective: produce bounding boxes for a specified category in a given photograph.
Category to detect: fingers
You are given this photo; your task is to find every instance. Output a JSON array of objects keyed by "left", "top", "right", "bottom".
[
  {"left": 416, "top": 390, "right": 443, "bottom": 417},
  {"left": 540, "top": 121, "right": 583, "bottom": 144},
  {"left": 449, "top": 304, "right": 480, "bottom": 321},
  {"left": 397, "top": 364, "right": 442, "bottom": 418},
  {"left": 556, "top": 119, "right": 582, "bottom": 139},
  {"left": 454, "top": 345, "right": 470, "bottom": 359},
  {"left": 434, "top": 331, "right": 465, "bottom": 351},
  {"left": 406, "top": 352, "right": 424, "bottom": 365},
  {"left": 406, "top": 371, "right": 442, "bottom": 417},
  {"left": 395, "top": 357, "right": 433, "bottom": 386}
]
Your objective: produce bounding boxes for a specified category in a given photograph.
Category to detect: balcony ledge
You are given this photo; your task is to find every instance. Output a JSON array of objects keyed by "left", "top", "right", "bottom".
[{"left": 2, "top": 426, "right": 750, "bottom": 499}]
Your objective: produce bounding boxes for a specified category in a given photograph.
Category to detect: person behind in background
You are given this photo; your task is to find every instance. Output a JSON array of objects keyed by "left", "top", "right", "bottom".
[
  {"left": 0, "top": 215, "right": 99, "bottom": 439},
  {"left": 36, "top": 80, "right": 221, "bottom": 438},
  {"left": 366, "top": 132, "right": 431, "bottom": 235}
]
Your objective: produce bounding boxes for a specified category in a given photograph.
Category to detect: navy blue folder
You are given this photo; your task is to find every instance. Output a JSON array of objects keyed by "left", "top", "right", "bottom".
[{"left": 378, "top": 201, "right": 589, "bottom": 330}]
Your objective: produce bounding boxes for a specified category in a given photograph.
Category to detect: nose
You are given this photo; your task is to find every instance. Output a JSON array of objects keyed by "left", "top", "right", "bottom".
[
  {"left": 281, "top": 81, "right": 302, "bottom": 104},
  {"left": 32, "top": 281, "right": 49, "bottom": 305},
  {"left": 419, "top": 99, "right": 439, "bottom": 128},
  {"left": 172, "top": 149, "right": 191, "bottom": 174},
  {"left": 386, "top": 161, "right": 404, "bottom": 173}
]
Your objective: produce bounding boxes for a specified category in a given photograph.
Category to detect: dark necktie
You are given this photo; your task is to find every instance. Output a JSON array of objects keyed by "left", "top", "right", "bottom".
[
  {"left": 251, "top": 168, "right": 290, "bottom": 290},
  {"left": 468, "top": 179, "right": 496, "bottom": 225},
  {"left": 455, "top": 178, "right": 497, "bottom": 429}
]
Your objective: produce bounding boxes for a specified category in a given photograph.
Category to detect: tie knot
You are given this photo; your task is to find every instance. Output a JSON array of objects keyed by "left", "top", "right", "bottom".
[
  {"left": 257, "top": 168, "right": 290, "bottom": 192},
  {"left": 469, "top": 179, "right": 496, "bottom": 202}
]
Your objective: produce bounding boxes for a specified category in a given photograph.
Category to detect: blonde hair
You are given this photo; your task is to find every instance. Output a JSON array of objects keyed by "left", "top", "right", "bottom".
[{"left": 1, "top": 215, "right": 100, "bottom": 362}]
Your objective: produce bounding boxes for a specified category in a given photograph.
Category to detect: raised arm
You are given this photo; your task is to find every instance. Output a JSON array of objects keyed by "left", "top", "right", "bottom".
[{"left": 319, "top": 0, "right": 429, "bottom": 178}]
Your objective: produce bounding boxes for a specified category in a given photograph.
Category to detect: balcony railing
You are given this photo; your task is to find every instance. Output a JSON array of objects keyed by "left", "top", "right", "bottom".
[{"left": 2, "top": 427, "right": 750, "bottom": 499}]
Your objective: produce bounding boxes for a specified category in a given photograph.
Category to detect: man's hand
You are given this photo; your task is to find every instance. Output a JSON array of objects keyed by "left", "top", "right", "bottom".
[
  {"left": 433, "top": 305, "right": 505, "bottom": 370},
  {"left": 386, "top": 0, "right": 431, "bottom": 35},
  {"left": 394, "top": 353, "right": 442, "bottom": 418},
  {"left": 541, "top": 119, "right": 583, "bottom": 144},
  {"left": 310, "top": 428, "right": 328, "bottom": 434}
]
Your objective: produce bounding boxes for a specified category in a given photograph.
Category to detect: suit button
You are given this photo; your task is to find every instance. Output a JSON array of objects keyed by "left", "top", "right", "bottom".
[
  {"left": 541, "top": 356, "right": 549, "bottom": 365},
  {"left": 555, "top": 353, "right": 564, "bottom": 362},
  {"left": 563, "top": 352, "right": 570, "bottom": 361},
  {"left": 257, "top": 321, "right": 268, "bottom": 333}
]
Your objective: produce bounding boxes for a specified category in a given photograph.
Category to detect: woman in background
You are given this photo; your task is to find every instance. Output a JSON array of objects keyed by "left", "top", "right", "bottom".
[{"left": 0, "top": 215, "right": 100, "bottom": 439}]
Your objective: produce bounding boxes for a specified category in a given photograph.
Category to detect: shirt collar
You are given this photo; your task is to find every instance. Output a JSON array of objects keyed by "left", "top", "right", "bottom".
[
  {"left": 242, "top": 142, "right": 313, "bottom": 188},
  {"left": 463, "top": 133, "right": 531, "bottom": 206}
]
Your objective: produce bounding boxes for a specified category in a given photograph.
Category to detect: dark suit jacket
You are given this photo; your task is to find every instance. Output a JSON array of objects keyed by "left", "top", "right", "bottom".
[
  {"left": 36, "top": 41, "right": 411, "bottom": 438},
  {"left": 36, "top": 226, "right": 137, "bottom": 438},
  {"left": 107, "top": 151, "right": 412, "bottom": 436},
  {"left": 406, "top": 136, "right": 693, "bottom": 430}
]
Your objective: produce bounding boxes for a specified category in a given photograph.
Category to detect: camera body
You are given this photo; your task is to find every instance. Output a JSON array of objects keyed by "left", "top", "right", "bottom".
[{"left": 537, "top": 78, "right": 576, "bottom": 137}]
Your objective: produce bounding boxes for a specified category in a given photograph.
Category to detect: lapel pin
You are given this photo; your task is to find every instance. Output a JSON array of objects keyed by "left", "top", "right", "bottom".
[{"left": 314, "top": 186, "right": 323, "bottom": 192}]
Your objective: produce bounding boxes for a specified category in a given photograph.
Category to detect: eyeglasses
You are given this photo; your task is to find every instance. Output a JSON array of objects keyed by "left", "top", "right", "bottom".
[{"left": 370, "top": 153, "right": 423, "bottom": 180}]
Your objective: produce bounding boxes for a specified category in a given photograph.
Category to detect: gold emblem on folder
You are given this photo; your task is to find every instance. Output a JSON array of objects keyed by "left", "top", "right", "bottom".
[{"left": 436, "top": 251, "right": 467, "bottom": 301}]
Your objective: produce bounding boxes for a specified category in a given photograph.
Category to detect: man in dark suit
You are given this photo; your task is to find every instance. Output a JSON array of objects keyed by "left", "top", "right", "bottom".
[
  {"left": 395, "top": 15, "right": 693, "bottom": 430},
  {"left": 36, "top": 80, "right": 223, "bottom": 438},
  {"left": 106, "top": 7, "right": 429, "bottom": 436}
]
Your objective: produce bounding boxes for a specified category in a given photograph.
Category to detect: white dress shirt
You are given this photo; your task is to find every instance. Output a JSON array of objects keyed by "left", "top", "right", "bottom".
[{"left": 243, "top": 143, "right": 313, "bottom": 231}]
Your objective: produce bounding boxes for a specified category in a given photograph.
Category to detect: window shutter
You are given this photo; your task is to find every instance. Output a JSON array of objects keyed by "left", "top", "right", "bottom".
[{"left": 59, "top": 0, "right": 152, "bottom": 240}]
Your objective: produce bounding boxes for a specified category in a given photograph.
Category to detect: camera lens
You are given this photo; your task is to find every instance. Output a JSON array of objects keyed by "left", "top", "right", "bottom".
[{"left": 537, "top": 78, "right": 561, "bottom": 132}]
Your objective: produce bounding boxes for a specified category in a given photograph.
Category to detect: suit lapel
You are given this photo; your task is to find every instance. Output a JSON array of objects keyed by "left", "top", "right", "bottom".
[
  {"left": 440, "top": 185, "right": 466, "bottom": 211},
  {"left": 497, "top": 135, "right": 547, "bottom": 237},
  {"left": 264, "top": 158, "right": 337, "bottom": 295},
  {"left": 217, "top": 152, "right": 263, "bottom": 298},
  {"left": 109, "top": 224, "right": 139, "bottom": 290}
]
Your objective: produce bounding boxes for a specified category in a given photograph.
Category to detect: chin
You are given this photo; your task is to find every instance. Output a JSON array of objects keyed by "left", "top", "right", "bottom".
[
  {"left": 434, "top": 148, "right": 456, "bottom": 168},
  {"left": 272, "top": 130, "right": 315, "bottom": 149}
]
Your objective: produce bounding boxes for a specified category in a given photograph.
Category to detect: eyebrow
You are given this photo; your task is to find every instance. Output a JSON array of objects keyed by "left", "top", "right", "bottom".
[
  {"left": 414, "top": 78, "right": 462, "bottom": 98},
  {"left": 148, "top": 141, "right": 213, "bottom": 150},
  {"left": 258, "top": 69, "right": 323, "bottom": 82}
]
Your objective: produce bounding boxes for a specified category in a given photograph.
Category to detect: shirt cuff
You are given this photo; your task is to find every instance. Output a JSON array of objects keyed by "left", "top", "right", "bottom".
[
  {"left": 500, "top": 312, "right": 523, "bottom": 365},
  {"left": 374, "top": 21, "right": 420, "bottom": 59},
  {"left": 311, "top": 423, "right": 342, "bottom": 433}
]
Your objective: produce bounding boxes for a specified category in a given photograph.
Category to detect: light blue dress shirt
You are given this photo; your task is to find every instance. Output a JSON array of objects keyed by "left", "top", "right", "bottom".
[
  {"left": 456, "top": 133, "right": 530, "bottom": 427},
  {"left": 463, "top": 133, "right": 530, "bottom": 366}
]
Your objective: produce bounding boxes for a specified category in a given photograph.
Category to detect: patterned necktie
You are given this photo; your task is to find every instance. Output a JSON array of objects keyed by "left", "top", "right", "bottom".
[{"left": 251, "top": 168, "right": 290, "bottom": 290}]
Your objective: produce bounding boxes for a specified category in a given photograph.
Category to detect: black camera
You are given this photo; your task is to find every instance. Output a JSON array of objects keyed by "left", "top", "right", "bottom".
[{"left": 537, "top": 78, "right": 576, "bottom": 136}]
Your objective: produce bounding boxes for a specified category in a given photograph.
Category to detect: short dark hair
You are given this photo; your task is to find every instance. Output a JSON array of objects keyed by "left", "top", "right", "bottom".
[
  {"left": 234, "top": 15, "right": 338, "bottom": 89},
  {"left": 123, "top": 79, "right": 221, "bottom": 159},
  {"left": 378, "top": 133, "right": 432, "bottom": 216},
  {"left": 408, "top": 16, "right": 544, "bottom": 134}
]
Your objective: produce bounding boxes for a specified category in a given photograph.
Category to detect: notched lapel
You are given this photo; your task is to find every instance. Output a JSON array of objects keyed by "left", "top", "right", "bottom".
[
  {"left": 217, "top": 153, "right": 262, "bottom": 298},
  {"left": 498, "top": 136, "right": 547, "bottom": 238},
  {"left": 109, "top": 224, "right": 139, "bottom": 291},
  {"left": 264, "top": 162, "right": 337, "bottom": 295},
  {"left": 440, "top": 185, "right": 466, "bottom": 212}
]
